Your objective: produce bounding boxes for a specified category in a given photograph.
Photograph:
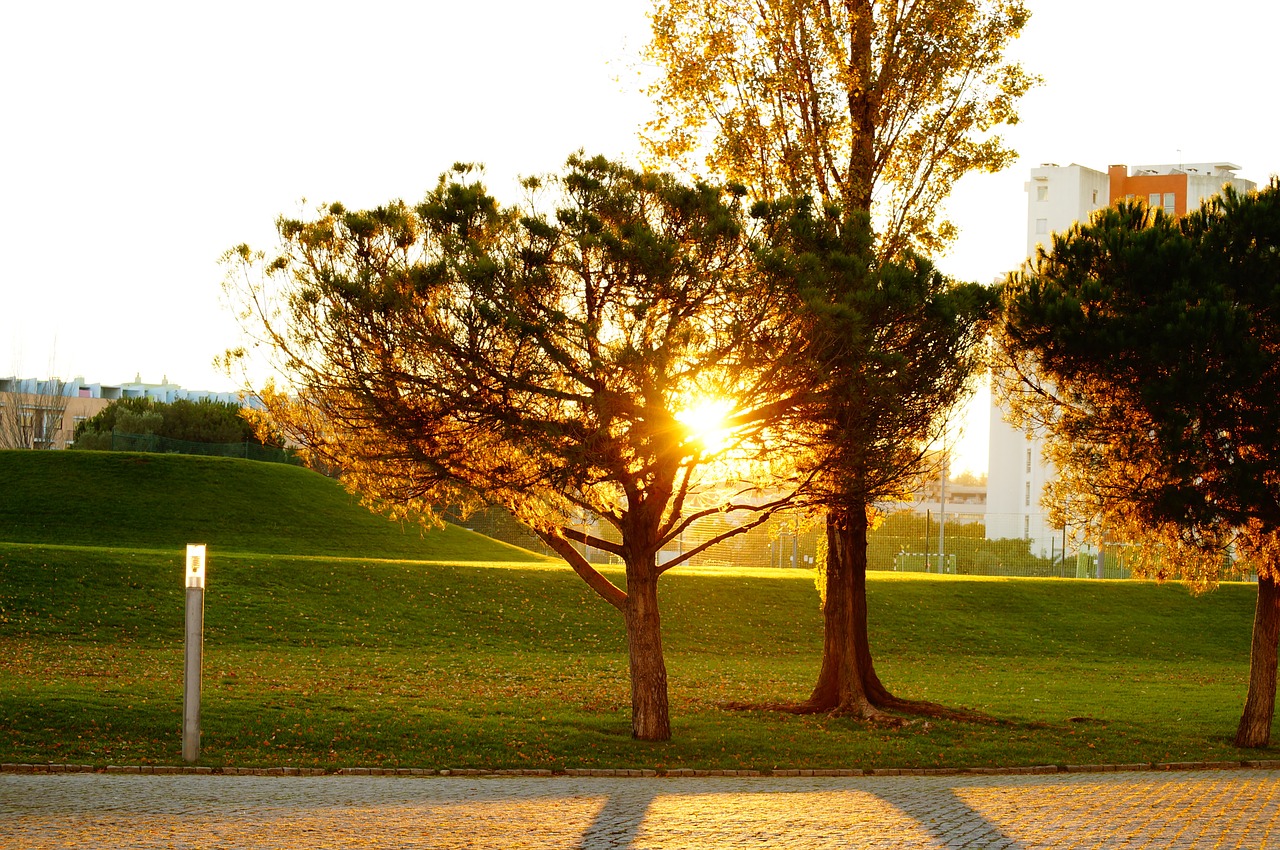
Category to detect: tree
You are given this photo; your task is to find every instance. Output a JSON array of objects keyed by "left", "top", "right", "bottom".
[
  {"left": 756, "top": 200, "right": 997, "bottom": 717},
  {"left": 1001, "top": 181, "right": 1280, "bottom": 747},
  {"left": 645, "top": 0, "right": 1027, "bottom": 719},
  {"left": 645, "top": 0, "right": 1034, "bottom": 259},
  {"left": 222, "top": 155, "right": 807, "bottom": 741},
  {"left": 0, "top": 375, "right": 69, "bottom": 450}
]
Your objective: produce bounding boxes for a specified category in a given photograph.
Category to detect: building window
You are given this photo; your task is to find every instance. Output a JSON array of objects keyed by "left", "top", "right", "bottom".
[
  {"left": 1035, "top": 218, "right": 1048, "bottom": 234},
  {"left": 1092, "top": 189, "right": 1099, "bottom": 205},
  {"left": 1148, "top": 192, "right": 1161, "bottom": 208},
  {"left": 1025, "top": 482, "right": 1032, "bottom": 507},
  {"left": 1163, "top": 192, "right": 1176, "bottom": 215},
  {"left": 1024, "top": 515, "right": 1030, "bottom": 539},
  {"left": 1026, "top": 448, "right": 1032, "bottom": 473},
  {"left": 1036, "top": 185, "right": 1048, "bottom": 202}
]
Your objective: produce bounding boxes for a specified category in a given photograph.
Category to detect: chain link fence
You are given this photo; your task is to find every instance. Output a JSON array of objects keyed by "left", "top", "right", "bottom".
[
  {"left": 107, "top": 430, "right": 300, "bottom": 465},
  {"left": 463, "top": 506, "right": 1143, "bottom": 579}
]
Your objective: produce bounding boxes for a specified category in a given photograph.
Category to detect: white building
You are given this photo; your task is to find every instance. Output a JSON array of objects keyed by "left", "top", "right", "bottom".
[
  {"left": 987, "top": 162, "right": 1256, "bottom": 555},
  {"left": 0, "top": 374, "right": 254, "bottom": 450}
]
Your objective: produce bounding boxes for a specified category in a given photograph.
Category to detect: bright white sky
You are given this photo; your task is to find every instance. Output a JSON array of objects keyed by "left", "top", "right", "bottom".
[{"left": 3, "top": 0, "right": 1277, "bottom": 475}]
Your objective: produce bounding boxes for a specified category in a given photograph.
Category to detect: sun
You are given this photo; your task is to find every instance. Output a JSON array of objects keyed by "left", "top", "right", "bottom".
[{"left": 675, "top": 397, "right": 735, "bottom": 454}]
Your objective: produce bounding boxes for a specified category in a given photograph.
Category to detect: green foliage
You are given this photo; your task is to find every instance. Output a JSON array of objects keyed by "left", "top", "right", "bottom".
[
  {"left": 116, "top": 408, "right": 164, "bottom": 436},
  {"left": 1004, "top": 180, "right": 1280, "bottom": 578},
  {"left": 756, "top": 202, "right": 999, "bottom": 508},
  {"left": 227, "top": 154, "right": 801, "bottom": 558},
  {"left": 73, "top": 397, "right": 153, "bottom": 441},
  {"left": 71, "top": 430, "right": 112, "bottom": 451},
  {"left": 0, "top": 541, "right": 1266, "bottom": 768},
  {"left": 0, "top": 450, "right": 543, "bottom": 561}
]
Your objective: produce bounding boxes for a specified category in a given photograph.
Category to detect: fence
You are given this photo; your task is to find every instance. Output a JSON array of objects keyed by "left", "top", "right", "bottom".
[
  {"left": 462, "top": 506, "right": 1148, "bottom": 579},
  {"left": 107, "top": 430, "right": 300, "bottom": 465}
]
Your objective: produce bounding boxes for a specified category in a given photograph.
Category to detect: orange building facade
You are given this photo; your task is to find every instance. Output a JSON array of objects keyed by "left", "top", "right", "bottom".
[{"left": 1107, "top": 164, "right": 1188, "bottom": 216}]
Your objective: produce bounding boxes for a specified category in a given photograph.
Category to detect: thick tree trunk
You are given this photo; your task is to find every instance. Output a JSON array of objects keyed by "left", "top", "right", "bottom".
[
  {"left": 1235, "top": 574, "right": 1280, "bottom": 748},
  {"left": 624, "top": 564, "right": 671, "bottom": 741},
  {"left": 724, "top": 502, "right": 992, "bottom": 723},
  {"left": 800, "top": 502, "right": 993, "bottom": 723},
  {"left": 803, "top": 506, "right": 881, "bottom": 718}
]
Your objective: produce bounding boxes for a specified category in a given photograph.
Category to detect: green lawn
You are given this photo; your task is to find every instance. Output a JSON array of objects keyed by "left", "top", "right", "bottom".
[
  {"left": 0, "top": 541, "right": 1270, "bottom": 770},
  {"left": 0, "top": 450, "right": 1273, "bottom": 770}
]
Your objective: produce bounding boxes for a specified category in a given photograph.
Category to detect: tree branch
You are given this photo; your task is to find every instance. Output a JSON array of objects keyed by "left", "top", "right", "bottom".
[{"left": 535, "top": 527, "right": 628, "bottom": 612}]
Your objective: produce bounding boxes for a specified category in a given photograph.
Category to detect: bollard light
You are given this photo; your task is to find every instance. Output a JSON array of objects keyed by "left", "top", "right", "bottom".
[
  {"left": 183, "top": 544, "right": 206, "bottom": 763},
  {"left": 186, "top": 544, "right": 206, "bottom": 588}
]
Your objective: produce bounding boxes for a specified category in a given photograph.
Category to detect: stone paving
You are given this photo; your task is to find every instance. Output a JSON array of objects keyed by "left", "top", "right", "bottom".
[{"left": 2, "top": 769, "right": 1278, "bottom": 848}]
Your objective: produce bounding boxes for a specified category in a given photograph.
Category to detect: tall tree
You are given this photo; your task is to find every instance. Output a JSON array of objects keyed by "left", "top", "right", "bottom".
[
  {"left": 223, "top": 155, "right": 806, "bottom": 741},
  {"left": 1001, "top": 181, "right": 1280, "bottom": 747},
  {"left": 645, "top": 0, "right": 1028, "bottom": 718}
]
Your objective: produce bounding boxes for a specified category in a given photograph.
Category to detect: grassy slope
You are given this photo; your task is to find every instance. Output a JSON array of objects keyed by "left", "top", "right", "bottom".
[{"left": 0, "top": 450, "right": 543, "bottom": 561}]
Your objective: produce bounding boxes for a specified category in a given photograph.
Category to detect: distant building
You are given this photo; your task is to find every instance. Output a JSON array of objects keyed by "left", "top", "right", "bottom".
[
  {"left": 0, "top": 375, "right": 252, "bottom": 450},
  {"left": 1024, "top": 161, "right": 1254, "bottom": 259},
  {"left": 989, "top": 162, "right": 1257, "bottom": 554},
  {"left": 896, "top": 478, "right": 987, "bottom": 525}
]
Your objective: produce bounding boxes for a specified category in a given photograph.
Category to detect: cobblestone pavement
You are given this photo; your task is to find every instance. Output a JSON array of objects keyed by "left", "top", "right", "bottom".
[{"left": 2, "top": 769, "right": 1278, "bottom": 849}]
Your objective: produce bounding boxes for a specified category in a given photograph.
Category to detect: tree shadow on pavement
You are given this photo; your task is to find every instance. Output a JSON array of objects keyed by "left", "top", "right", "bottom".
[
  {"left": 867, "top": 781, "right": 1026, "bottom": 849},
  {"left": 575, "top": 782, "right": 662, "bottom": 850},
  {"left": 568, "top": 777, "right": 1025, "bottom": 849}
]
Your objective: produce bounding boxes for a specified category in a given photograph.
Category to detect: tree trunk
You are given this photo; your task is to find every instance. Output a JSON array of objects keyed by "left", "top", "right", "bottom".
[
  {"left": 1235, "top": 574, "right": 1280, "bottom": 748},
  {"left": 803, "top": 501, "right": 992, "bottom": 723},
  {"left": 624, "top": 563, "right": 671, "bottom": 741},
  {"left": 804, "top": 506, "right": 880, "bottom": 717}
]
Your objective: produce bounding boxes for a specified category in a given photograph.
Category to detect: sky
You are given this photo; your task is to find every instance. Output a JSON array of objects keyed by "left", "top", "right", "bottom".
[{"left": 3, "top": 0, "right": 1278, "bottom": 475}]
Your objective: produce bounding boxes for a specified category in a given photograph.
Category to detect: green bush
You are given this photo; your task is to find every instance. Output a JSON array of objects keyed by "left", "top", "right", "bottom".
[{"left": 72, "top": 397, "right": 284, "bottom": 453}]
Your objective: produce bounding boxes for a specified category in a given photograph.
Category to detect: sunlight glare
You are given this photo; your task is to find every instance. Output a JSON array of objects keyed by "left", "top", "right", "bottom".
[{"left": 676, "top": 397, "right": 735, "bottom": 454}]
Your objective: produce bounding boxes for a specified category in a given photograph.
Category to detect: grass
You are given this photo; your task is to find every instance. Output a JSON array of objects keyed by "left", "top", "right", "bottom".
[
  {"left": 1, "top": 541, "right": 1272, "bottom": 770},
  {"left": 0, "top": 450, "right": 543, "bottom": 561},
  {"left": 0, "top": 449, "right": 1274, "bottom": 770}
]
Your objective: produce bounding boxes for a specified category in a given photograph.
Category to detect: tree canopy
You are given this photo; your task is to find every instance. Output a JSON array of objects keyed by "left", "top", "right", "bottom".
[
  {"left": 223, "top": 155, "right": 810, "bottom": 740},
  {"left": 1001, "top": 180, "right": 1280, "bottom": 747},
  {"left": 758, "top": 203, "right": 995, "bottom": 509},
  {"left": 644, "top": 0, "right": 1035, "bottom": 257}
]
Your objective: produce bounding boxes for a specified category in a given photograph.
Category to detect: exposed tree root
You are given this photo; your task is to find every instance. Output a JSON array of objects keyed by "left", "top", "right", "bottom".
[
  {"left": 720, "top": 700, "right": 828, "bottom": 715},
  {"left": 867, "top": 693, "right": 1004, "bottom": 725},
  {"left": 721, "top": 695, "right": 985, "bottom": 727},
  {"left": 744, "top": 506, "right": 1007, "bottom": 732}
]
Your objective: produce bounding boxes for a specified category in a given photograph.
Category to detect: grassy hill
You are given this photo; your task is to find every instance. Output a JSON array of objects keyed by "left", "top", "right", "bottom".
[{"left": 0, "top": 450, "right": 544, "bottom": 561}]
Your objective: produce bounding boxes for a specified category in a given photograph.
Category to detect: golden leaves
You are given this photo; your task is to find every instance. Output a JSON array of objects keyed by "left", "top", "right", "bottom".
[{"left": 643, "top": 0, "right": 1036, "bottom": 257}]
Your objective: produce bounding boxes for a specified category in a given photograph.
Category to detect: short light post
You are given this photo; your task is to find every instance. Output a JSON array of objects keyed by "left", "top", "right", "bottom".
[{"left": 183, "top": 544, "right": 206, "bottom": 763}]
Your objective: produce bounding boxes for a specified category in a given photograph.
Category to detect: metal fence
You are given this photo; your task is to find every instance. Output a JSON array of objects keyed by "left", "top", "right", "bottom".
[
  {"left": 107, "top": 430, "right": 300, "bottom": 465},
  {"left": 463, "top": 506, "right": 1141, "bottom": 579}
]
